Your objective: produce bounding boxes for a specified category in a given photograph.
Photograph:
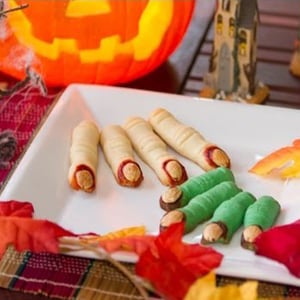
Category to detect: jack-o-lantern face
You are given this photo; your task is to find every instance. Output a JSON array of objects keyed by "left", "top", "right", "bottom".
[{"left": 0, "top": 0, "right": 195, "bottom": 86}]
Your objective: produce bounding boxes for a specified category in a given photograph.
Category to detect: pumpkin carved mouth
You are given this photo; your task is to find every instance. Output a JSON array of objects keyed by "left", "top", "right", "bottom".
[{"left": 7, "top": 0, "right": 173, "bottom": 62}]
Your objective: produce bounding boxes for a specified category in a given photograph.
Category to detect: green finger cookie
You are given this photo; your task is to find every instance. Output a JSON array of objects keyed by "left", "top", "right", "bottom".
[
  {"left": 204, "top": 191, "right": 256, "bottom": 244},
  {"left": 160, "top": 167, "right": 235, "bottom": 211},
  {"left": 180, "top": 181, "right": 241, "bottom": 233},
  {"left": 244, "top": 195, "right": 281, "bottom": 230}
]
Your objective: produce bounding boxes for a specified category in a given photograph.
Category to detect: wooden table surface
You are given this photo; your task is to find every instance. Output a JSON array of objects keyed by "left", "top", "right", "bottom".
[{"left": 1, "top": 0, "right": 300, "bottom": 299}]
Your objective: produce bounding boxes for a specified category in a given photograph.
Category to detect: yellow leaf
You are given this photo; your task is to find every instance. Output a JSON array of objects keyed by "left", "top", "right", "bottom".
[
  {"left": 100, "top": 226, "right": 146, "bottom": 240},
  {"left": 184, "top": 272, "right": 258, "bottom": 300},
  {"left": 80, "top": 225, "right": 146, "bottom": 244}
]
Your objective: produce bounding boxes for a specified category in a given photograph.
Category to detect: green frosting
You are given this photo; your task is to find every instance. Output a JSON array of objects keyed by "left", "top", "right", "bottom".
[
  {"left": 180, "top": 167, "right": 235, "bottom": 207},
  {"left": 180, "top": 181, "right": 241, "bottom": 233},
  {"left": 209, "top": 191, "right": 256, "bottom": 243},
  {"left": 243, "top": 195, "right": 281, "bottom": 230}
]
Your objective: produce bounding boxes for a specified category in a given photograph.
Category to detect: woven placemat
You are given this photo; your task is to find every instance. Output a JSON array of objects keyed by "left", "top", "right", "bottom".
[
  {"left": 217, "top": 276, "right": 300, "bottom": 300},
  {"left": 0, "top": 247, "right": 299, "bottom": 300},
  {"left": 0, "top": 247, "right": 153, "bottom": 300}
]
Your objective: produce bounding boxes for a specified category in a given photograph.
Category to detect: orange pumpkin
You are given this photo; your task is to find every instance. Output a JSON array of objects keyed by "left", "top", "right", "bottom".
[{"left": 0, "top": 0, "right": 195, "bottom": 87}]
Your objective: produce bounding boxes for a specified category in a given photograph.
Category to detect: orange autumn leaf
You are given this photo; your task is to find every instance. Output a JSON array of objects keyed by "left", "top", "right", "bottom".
[
  {"left": 78, "top": 226, "right": 151, "bottom": 255},
  {"left": 0, "top": 200, "right": 34, "bottom": 217},
  {"left": 249, "top": 139, "right": 300, "bottom": 178},
  {"left": 0, "top": 216, "right": 76, "bottom": 257},
  {"left": 97, "top": 235, "right": 155, "bottom": 256},
  {"left": 184, "top": 272, "right": 258, "bottom": 300}
]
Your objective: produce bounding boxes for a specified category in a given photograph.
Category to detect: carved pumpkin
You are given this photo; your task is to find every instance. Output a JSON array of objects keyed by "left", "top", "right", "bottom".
[{"left": 0, "top": 0, "right": 195, "bottom": 87}]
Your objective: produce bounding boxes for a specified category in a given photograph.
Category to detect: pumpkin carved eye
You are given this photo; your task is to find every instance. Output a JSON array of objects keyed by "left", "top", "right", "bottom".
[{"left": 66, "top": 0, "right": 111, "bottom": 17}]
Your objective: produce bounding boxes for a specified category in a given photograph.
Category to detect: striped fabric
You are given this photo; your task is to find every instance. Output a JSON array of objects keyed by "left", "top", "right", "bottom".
[
  {"left": 0, "top": 247, "right": 299, "bottom": 299},
  {"left": 0, "top": 247, "right": 147, "bottom": 300}
]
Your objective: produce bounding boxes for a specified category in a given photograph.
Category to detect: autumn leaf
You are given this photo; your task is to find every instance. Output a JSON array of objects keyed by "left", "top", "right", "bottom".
[
  {"left": 135, "top": 222, "right": 223, "bottom": 300},
  {"left": 184, "top": 272, "right": 258, "bottom": 300},
  {"left": 80, "top": 225, "right": 147, "bottom": 244},
  {"left": 254, "top": 219, "right": 300, "bottom": 277},
  {"left": 76, "top": 226, "right": 152, "bottom": 255},
  {"left": 97, "top": 235, "right": 155, "bottom": 256},
  {"left": 0, "top": 216, "right": 76, "bottom": 257},
  {"left": 0, "top": 200, "right": 34, "bottom": 217},
  {"left": 249, "top": 139, "right": 300, "bottom": 178},
  {"left": 100, "top": 225, "right": 146, "bottom": 239}
]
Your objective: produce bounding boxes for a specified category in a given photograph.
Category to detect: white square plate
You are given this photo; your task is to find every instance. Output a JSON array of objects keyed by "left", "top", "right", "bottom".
[{"left": 1, "top": 84, "right": 300, "bottom": 286}]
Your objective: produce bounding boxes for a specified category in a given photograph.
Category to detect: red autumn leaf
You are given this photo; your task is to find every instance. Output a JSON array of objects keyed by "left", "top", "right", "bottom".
[
  {"left": 0, "top": 200, "right": 34, "bottom": 217},
  {"left": 135, "top": 222, "right": 223, "bottom": 300},
  {"left": 0, "top": 216, "right": 76, "bottom": 257},
  {"left": 254, "top": 219, "right": 300, "bottom": 277},
  {"left": 98, "top": 235, "right": 155, "bottom": 256}
]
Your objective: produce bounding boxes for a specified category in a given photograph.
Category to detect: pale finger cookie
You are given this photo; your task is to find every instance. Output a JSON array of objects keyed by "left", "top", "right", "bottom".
[
  {"left": 123, "top": 116, "right": 188, "bottom": 186},
  {"left": 100, "top": 124, "right": 143, "bottom": 187},
  {"left": 149, "top": 108, "right": 231, "bottom": 171},
  {"left": 68, "top": 120, "right": 100, "bottom": 193}
]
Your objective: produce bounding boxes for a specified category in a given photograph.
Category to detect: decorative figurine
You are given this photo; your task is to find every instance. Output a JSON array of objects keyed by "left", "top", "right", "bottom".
[
  {"left": 290, "top": 19, "right": 300, "bottom": 77},
  {"left": 200, "top": 0, "right": 269, "bottom": 104}
]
